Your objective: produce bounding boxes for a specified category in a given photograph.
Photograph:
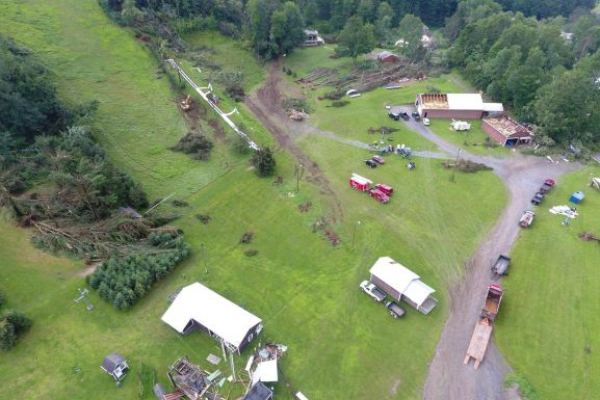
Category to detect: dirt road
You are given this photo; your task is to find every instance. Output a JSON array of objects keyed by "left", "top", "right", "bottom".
[{"left": 245, "top": 66, "right": 581, "bottom": 399}]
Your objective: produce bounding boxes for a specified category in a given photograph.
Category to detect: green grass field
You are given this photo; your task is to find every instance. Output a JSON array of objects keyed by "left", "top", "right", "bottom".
[
  {"left": 0, "top": 1, "right": 509, "bottom": 400},
  {"left": 426, "top": 119, "right": 509, "bottom": 156},
  {"left": 496, "top": 165, "right": 600, "bottom": 400},
  {"left": 282, "top": 45, "right": 360, "bottom": 78}
]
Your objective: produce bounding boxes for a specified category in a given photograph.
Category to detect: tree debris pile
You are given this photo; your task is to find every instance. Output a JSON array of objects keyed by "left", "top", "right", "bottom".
[
  {"left": 442, "top": 159, "right": 493, "bottom": 173},
  {"left": 170, "top": 132, "right": 214, "bottom": 160}
]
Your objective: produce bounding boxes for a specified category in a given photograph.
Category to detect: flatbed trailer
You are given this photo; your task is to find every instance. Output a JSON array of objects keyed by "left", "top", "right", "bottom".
[{"left": 464, "top": 285, "right": 503, "bottom": 369}]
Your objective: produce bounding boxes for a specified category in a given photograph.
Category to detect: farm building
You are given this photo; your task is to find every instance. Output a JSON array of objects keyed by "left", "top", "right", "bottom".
[
  {"left": 369, "top": 256, "right": 438, "bottom": 314},
  {"left": 161, "top": 282, "right": 263, "bottom": 353},
  {"left": 302, "top": 29, "right": 324, "bottom": 46},
  {"left": 100, "top": 353, "right": 129, "bottom": 382},
  {"left": 369, "top": 50, "right": 400, "bottom": 63},
  {"left": 482, "top": 117, "right": 533, "bottom": 146},
  {"left": 415, "top": 93, "right": 504, "bottom": 119}
]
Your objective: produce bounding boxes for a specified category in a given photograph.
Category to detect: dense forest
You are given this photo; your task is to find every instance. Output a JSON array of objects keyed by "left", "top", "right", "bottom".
[{"left": 0, "top": 34, "right": 190, "bottom": 309}]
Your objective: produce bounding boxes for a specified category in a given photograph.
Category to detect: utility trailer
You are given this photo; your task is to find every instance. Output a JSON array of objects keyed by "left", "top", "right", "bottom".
[
  {"left": 491, "top": 255, "right": 511, "bottom": 276},
  {"left": 464, "top": 285, "right": 503, "bottom": 369}
]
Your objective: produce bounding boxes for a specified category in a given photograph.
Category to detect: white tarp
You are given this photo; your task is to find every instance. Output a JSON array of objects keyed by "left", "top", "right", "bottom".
[
  {"left": 252, "top": 360, "right": 278, "bottom": 385},
  {"left": 161, "top": 282, "right": 262, "bottom": 349},
  {"left": 549, "top": 205, "right": 579, "bottom": 219},
  {"left": 447, "top": 93, "right": 484, "bottom": 110}
]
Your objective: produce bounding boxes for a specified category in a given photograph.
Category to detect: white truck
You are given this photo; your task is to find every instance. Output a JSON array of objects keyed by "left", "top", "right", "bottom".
[{"left": 359, "top": 281, "right": 387, "bottom": 302}]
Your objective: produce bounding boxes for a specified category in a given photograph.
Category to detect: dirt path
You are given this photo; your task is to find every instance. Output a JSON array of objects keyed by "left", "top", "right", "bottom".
[
  {"left": 245, "top": 64, "right": 582, "bottom": 399},
  {"left": 245, "top": 60, "right": 344, "bottom": 220}
]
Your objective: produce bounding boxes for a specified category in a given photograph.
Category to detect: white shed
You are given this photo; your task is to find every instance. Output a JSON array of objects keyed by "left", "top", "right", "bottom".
[
  {"left": 161, "top": 282, "right": 263, "bottom": 353},
  {"left": 369, "top": 256, "right": 438, "bottom": 314}
]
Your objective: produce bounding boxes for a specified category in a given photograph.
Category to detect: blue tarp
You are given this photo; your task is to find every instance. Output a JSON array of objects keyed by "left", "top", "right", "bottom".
[{"left": 569, "top": 191, "right": 585, "bottom": 204}]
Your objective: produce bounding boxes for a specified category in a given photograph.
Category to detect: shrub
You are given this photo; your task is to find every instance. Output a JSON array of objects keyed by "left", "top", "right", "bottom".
[
  {"left": 0, "top": 320, "right": 16, "bottom": 351},
  {"left": 195, "top": 214, "right": 211, "bottom": 224},
  {"left": 252, "top": 147, "right": 276, "bottom": 176},
  {"left": 331, "top": 100, "right": 349, "bottom": 108},
  {"left": 0, "top": 290, "right": 4, "bottom": 309},
  {"left": 244, "top": 249, "right": 258, "bottom": 257},
  {"left": 171, "top": 199, "right": 189, "bottom": 207},
  {"left": 170, "top": 132, "right": 214, "bottom": 160},
  {"left": 240, "top": 231, "right": 254, "bottom": 244},
  {"left": 232, "top": 134, "right": 251, "bottom": 155},
  {"left": 225, "top": 83, "right": 245, "bottom": 102}
]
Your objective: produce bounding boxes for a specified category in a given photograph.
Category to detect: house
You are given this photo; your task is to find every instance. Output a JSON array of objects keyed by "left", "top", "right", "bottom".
[
  {"left": 100, "top": 353, "right": 129, "bottom": 382},
  {"left": 369, "top": 256, "right": 438, "bottom": 314},
  {"left": 415, "top": 93, "right": 504, "bottom": 119},
  {"left": 161, "top": 282, "right": 263, "bottom": 353},
  {"left": 242, "top": 382, "right": 273, "bottom": 400},
  {"left": 302, "top": 29, "right": 324, "bottom": 46},
  {"left": 371, "top": 50, "right": 400, "bottom": 63},
  {"left": 482, "top": 117, "right": 533, "bottom": 146}
]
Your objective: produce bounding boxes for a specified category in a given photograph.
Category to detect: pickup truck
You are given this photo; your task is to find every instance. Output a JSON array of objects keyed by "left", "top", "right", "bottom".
[
  {"left": 539, "top": 179, "right": 555, "bottom": 194},
  {"left": 531, "top": 192, "right": 544, "bottom": 205},
  {"left": 519, "top": 210, "right": 535, "bottom": 228},
  {"left": 491, "top": 255, "right": 511, "bottom": 276},
  {"left": 386, "top": 301, "right": 406, "bottom": 318},
  {"left": 359, "top": 281, "right": 386, "bottom": 302}
]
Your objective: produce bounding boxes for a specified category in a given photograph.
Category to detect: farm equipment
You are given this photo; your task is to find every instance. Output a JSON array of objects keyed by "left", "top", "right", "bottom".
[
  {"left": 590, "top": 177, "right": 600, "bottom": 191},
  {"left": 519, "top": 210, "right": 535, "bottom": 228},
  {"left": 464, "top": 285, "right": 503, "bottom": 369},
  {"left": 491, "top": 255, "right": 511, "bottom": 276},
  {"left": 349, "top": 174, "right": 372, "bottom": 192},
  {"left": 539, "top": 178, "right": 555, "bottom": 194},
  {"left": 179, "top": 95, "right": 192, "bottom": 111}
]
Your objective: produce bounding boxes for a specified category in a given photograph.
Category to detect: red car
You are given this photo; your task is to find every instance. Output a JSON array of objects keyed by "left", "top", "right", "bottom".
[
  {"left": 372, "top": 155, "right": 385, "bottom": 164},
  {"left": 374, "top": 183, "right": 393, "bottom": 196},
  {"left": 367, "top": 188, "right": 390, "bottom": 203}
]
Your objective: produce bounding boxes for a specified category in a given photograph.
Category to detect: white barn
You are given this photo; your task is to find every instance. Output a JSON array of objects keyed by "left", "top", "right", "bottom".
[
  {"left": 369, "top": 256, "right": 438, "bottom": 314},
  {"left": 161, "top": 282, "right": 263, "bottom": 353}
]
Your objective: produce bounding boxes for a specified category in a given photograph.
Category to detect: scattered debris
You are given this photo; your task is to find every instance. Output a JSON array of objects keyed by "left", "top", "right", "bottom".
[
  {"left": 239, "top": 232, "right": 254, "bottom": 244},
  {"left": 207, "top": 354, "right": 221, "bottom": 365},
  {"left": 298, "top": 201, "right": 312, "bottom": 212},
  {"left": 180, "top": 95, "right": 193, "bottom": 111},
  {"left": 578, "top": 232, "right": 600, "bottom": 243},
  {"left": 325, "top": 230, "right": 341, "bottom": 246},
  {"left": 195, "top": 214, "right": 211, "bottom": 224},
  {"left": 590, "top": 177, "right": 600, "bottom": 191},
  {"left": 442, "top": 159, "right": 492, "bottom": 173},
  {"left": 549, "top": 205, "right": 578, "bottom": 219},
  {"left": 289, "top": 108, "right": 309, "bottom": 121},
  {"left": 167, "top": 357, "right": 213, "bottom": 400}
]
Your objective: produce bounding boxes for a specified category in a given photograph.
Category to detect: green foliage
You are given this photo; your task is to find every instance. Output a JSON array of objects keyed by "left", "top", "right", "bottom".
[
  {"left": 397, "top": 14, "right": 427, "bottom": 61},
  {"left": 0, "top": 35, "right": 72, "bottom": 145},
  {"left": 337, "top": 16, "right": 376, "bottom": 61},
  {"left": 0, "top": 309, "right": 32, "bottom": 352},
  {"left": 232, "top": 134, "right": 251, "bottom": 155},
  {"left": 170, "top": 132, "right": 214, "bottom": 160},
  {"left": 87, "top": 235, "right": 191, "bottom": 309},
  {"left": 0, "top": 290, "right": 4, "bottom": 309},
  {"left": 251, "top": 147, "right": 276, "bottom": 177},
  {"left": 331, "top": 100, "right": 349, "bottom": 107}
]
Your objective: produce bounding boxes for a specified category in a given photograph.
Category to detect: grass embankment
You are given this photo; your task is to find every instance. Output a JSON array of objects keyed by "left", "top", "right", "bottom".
[
  {"left": 0, "top": 1, "right": 508, "bottom": 399},
  {"left": 496, "top": 166, "right": 600, "bottom": 400}
]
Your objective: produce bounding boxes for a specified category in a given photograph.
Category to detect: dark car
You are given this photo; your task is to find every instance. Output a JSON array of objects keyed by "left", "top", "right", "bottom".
[
  {"left": 411, "top": 111, "right": 421, "bottom": 121},
  {"left": 400, "top": 112, "right": 410, "bottom": 121},
  {"left": 365, "top": 159, "right": 377, "bottom": 168},
  {"left": 388, "top": 111, "right": 400, "bottom": 121},
  {"left": 386, "top": 301, "right": 406, "bottom": 319},
  {"left": 531, "top": 192, "right": 544, "bottom": 205}
]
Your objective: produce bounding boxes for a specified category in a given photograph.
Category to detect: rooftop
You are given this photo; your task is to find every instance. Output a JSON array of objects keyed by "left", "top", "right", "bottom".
[{"left": 484, "top": 117, "right": 532, "bottom": 138}]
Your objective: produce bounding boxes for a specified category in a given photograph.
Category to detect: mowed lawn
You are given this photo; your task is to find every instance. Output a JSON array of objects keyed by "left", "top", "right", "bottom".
[
  {"left": 426, "top": 119, "right": 509, "bottom": 156},
  {"left": 0, "top": 1, "right": 509, "bottom": 400},
  {"left": 495, "top": 166, "right": 600, "bottom": 400}
]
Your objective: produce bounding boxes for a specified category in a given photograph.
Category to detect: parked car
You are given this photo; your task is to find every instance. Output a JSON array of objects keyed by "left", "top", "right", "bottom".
[
  {"left": 359, "top": 281, "right": 386, "bottom": 302},
  {"left": 372, "top": 155, "right": 385, "bottom": 164},
  {"left": 367, "top": 188, "right": 390, "bottom": 203},
  {"left": 386, "top": 301, "right": 406, "bottom": 318},
  {"left": 400, "top": 112, "right": 410, "bottom": 121},
  {"left": 531, "top": 192, "right": 544, "bottom": 205},
  {"left": 365, "top": 159, "right": 377, "bottom": 168},
  {"left": 411, "top": 112, "right": 421, "bottom": 121},
  {"left": 539, "top": 178, "right": 555, "bottom": 194},
  {"left": 423, "top": 118, "right": 430, "bottom": 126},
  {"left": 388, "top": 111, "right": 400, "bottom": 121},
  {"left": 374, "top": 183, "right": 393, "bottom": 196}
]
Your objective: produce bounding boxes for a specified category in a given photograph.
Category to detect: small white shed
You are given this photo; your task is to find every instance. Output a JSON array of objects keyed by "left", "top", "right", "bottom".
[{"left": 369, "top": 256, "right": 438, "bottom": 314}]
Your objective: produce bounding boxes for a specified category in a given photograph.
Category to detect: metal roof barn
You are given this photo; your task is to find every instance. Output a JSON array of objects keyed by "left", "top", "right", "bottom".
[{"left": 161, "top": 282, "right": 263, "bottom": 353}]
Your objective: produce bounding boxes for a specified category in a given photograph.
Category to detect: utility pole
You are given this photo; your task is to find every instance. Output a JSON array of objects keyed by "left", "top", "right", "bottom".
[
  {"left": 352, "top": 220, "right": 361, "bottom": 247},
  {"left": 201, "top": 243, "right": 208, "bottom": 275}
]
